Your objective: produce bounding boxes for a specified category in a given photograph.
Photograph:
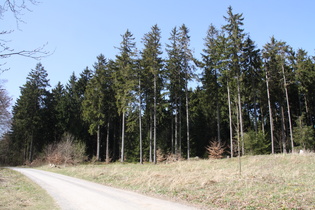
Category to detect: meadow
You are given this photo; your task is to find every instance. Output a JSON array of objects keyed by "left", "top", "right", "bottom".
[{"left": 43, "top": 153, "right": 315, "bottom": 209}]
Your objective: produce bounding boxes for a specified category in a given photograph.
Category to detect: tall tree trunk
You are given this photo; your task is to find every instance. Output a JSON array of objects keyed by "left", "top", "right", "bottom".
[
  {"left": 282, "top": 64, "right": 294, "bottom": 152},
  {"left": 185, "top": 77, "right": 190, "bottom": 159},
  {"left": 281, "top": 105, "right": 287, "bottom": 153},
  {"left": 106, "top": 121, "right": 110, "bottom": 163},
  {"left": 96, "top": 124, "right": 100, "bottom": 161},
  {"left": 265, "top": 65, "right": 275, "bottom": 154},
  {"left": 139, "top": 76, "right": 143, "bottom": 164},
  {"left": 153, "top": 74, "right": 157, "bottom": 164},
  {"left": 227, "top": 82, "right": 233, "bottom": 157},
  {"left": 179, "top": 97, "right": 182, "bottom": 156},
  {"left": 216, "top": 100, "right": 221, "bottom": 144},
  {"left": 253, "top": 96, "right": 258, "bottom": 133},
  {"left": 174, "top": 100, "right": 178, "bottom": 156},
  {"left": 171, "top": 117, "right": 174, "bottom": 154},
  {"left": 236, "top": 102, "right": 241, "bottom": 175},
  {"left": 120, "top": 112, "right": 125, "bottom": 162},
  {"left": 149, "top": 112, "right": 152, "bottom": 162},
  {"left": 215, "top": 71, "right": 221, "bottom": 144},
  {"left": 237, "top": 76, "right": 244, "bottom": 155}
]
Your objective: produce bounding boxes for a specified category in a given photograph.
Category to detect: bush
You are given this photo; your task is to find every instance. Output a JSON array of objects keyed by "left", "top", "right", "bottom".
[
  {"left": 244, "top": 130, "right": 269, "bottom": 155},
  {"left": 293, "top": 114, "right": 315, "bottom": 151},
  {"left": 206, "top": 141, "right": 225, "bottom": 159},
  {"left": 44, "top": 133, "right": 87, "bottom": 165}
]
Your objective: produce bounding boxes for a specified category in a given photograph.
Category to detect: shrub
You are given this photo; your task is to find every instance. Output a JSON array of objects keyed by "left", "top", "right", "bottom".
[
  {"left": 293, "top": 114, "right": 315, "bottom": 151},
  {"left": 244, "top": 130, "right": 269, "bottom": 155},
  {"left": 44, "top": 133, "right": 87, "bottom": 165}
]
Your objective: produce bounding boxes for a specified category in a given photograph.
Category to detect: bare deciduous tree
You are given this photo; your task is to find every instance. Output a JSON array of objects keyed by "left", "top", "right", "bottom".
[
  {"left": 0, "top": 81, "right": 11, "bottom": 136},
  {"left": 0, "top": 0, "right": 49, "bottom": 72}
]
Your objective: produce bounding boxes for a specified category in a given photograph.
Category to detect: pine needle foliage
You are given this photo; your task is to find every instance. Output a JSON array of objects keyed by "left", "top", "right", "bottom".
[{"left": 206, "top": 140, "right": 225, "bottom": 159}]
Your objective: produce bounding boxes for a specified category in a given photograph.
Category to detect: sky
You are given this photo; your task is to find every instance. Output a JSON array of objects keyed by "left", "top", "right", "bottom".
[{"left": 1, "top": 0, "right": 315, "bottom": 108}]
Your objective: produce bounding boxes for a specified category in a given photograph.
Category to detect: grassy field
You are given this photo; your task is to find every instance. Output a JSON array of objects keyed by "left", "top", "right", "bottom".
[
  {"left": 0, "top": 168, "right": 59, "bottom": 210},
  {"left": 44, "top": 153, "right": 315, "bottom": 209}
]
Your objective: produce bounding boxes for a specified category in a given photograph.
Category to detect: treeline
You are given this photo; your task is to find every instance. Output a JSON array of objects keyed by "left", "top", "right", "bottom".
[{"left": 3, "top": 6, "right": 315, "bottom": 164}]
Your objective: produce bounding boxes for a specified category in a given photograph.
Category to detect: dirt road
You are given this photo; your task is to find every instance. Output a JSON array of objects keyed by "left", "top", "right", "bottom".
[{"left": 12, "top": 168, "right": 198, "bottom": 210}]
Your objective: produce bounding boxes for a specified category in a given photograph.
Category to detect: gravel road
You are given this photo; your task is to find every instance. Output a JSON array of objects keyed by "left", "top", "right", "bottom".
[{"left": 11, "top": 168, "right": 198, "bottom": 210}]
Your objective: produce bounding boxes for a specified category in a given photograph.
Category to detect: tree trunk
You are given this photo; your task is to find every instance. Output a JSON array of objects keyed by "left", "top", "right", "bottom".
[
  {"left": 236, "top": 102, "right": 241, "bottom": 175},
  {"left": 179, "top": 97, "right": 182, "bottom": 156},
  {"left": 153, "top": 74, "right": 157, "bottom": 164},
  {"left": 282, "top": 64, "right": 294, "bottom": 152},
  {"left": 227, "top": 82, "right": 233, "bottom": 157},
  {"left": 216, "top": 100, "right": 221, "bottom": 144},
  {"left": 215, "top": 71, "right": 221, "bottom": 144},
  {"left": 237, "top": 76, "right": 244, "bottom": 155},
  {"left": 265, "top": 65, "right": 275, "bottom": 154},
  {"left": 106, "top": 121, "right": 110, "bottom": 163},
  {"left": 171, "top": 117, "right": 174, "bottom": 154},
  {"left": 253, "top": 96, "right": 258, "bottom": 133},
  {"left": 96, "top": 124, "right": 100, "bottom": 161},
  {"left": 139, "top": 76, "right": 143, "bottom": 164},
  {"left": 174, "top": 100, "right": 178, "bottom": 156},
  {"left": 185, "top": 77, "right": 190, "bottom": 160},
  {"left": 149, "top": 112, "right": 152, "bottom": 162},
  {"left": 29, "top": 133, "right": 33, "bottom": 162},
  {"left": 120, "top": 111, "right": 125, "bottom": 162},
  {"left": 281, "top": 105, "right": 287, "bottom": 153}
]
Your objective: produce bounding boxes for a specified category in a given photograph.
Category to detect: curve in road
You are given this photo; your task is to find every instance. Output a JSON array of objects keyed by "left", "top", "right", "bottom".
[{"left": 11, "top": 168, "right": 199, "bottom": 210}]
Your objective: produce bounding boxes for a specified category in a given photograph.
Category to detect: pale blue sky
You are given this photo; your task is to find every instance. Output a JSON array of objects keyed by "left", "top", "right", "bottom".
[{"left": 1, "top": 0, "right": 315, "bottom": 106}]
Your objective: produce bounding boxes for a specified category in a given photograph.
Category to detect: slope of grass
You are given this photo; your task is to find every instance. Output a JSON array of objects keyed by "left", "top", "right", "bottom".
[
  {"left": 43, "top": 153, "right": 315, "bottom": 209},
  {"left": 0, "top": 168, "right": 59, "bottom": 210}
]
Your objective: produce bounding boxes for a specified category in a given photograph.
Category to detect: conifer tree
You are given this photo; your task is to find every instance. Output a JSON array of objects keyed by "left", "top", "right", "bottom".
[
  {"left": 223, "top": 6, "right": 246, "bottom": 155},
  {"left": 166, "top": 27, "right": 184, "bottom": 156},
  {"left": 114, "top": 30, "right": 137, "bottom": 162},
  {"left": 141, "top": 25, "right": 163, "bottom": 164},
  {"left": 51, "top": 82, "right": 67, "bottom": 141},
  {"left": 201, "top": 24, "right": 222, "bottom": 144},
  {"left": 82, "top": 54, "right": 109, "bottom": 161},
  {"left": 178, "top": 24, "right": 195, "bottom": 159},
  {"left": 12, "top": 63, "right": 50, "bottom": 162}
]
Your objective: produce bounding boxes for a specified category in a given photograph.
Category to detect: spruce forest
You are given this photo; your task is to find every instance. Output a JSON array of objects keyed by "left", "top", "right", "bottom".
[{"left": 2, "top": 6, "right": 315, "bottom": 165}]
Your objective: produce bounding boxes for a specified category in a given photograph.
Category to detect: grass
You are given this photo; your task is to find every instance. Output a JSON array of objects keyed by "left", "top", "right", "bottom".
[
  {"left": 42, "top": 153, "right": 315, "bottom": 209},
  {"left": 0, "top": 168, "right": 59, "bottom": 210}
]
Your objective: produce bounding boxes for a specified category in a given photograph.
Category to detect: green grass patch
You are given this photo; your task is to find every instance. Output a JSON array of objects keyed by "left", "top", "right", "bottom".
[
  {"left": 42, "top": 153, "right": 315, "bottom": 209},
  {"left": 0, "top": 168, "right": 59, "bottom": 210}
]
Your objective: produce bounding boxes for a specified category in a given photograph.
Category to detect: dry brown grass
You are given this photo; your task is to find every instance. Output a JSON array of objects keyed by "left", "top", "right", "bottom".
[
  {"left": 42, "top": 153, "right": 315, "bottom": 209},
  {"left": 0, "top": 168, "right": 59, "bottom": 210}
]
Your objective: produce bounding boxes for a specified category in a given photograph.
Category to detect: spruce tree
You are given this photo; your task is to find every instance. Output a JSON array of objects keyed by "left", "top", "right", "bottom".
[
  {"left": 141, "top": 24, "right": 163, "bottom": 164},
  {"left": 12, "top": 63, "right": 50, "bottom": 162},
  {"left": 223, "top": 6, "right": 246, "bottom": 156},
  {"left": 166, "top": 27, "right": 184, "bottom": 157},
  {"left": 114, "top": 30, "right": 137, "bottom": 162},
  {"left": 178, "top": 24, "right": 195, "bottom": 159},
  {"left": 82, "top": 54, "right": 109, "bottom": 161}
]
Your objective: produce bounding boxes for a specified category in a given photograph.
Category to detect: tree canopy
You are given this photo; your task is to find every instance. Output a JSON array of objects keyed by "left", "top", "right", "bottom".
[{"left": 2, "top": 6, "right": 315, "bottom": 165}]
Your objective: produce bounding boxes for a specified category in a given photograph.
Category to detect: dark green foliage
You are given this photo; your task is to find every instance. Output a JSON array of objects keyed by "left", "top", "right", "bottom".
[
  {"left": 6, "top": 7, "right": 315, "bottom": 165},
  {"left": 11, "top": 63, "right": 51, "bottom": 162},
  {"left": 293, "top": 114, "right": 315, "bottom": 150},
  {"left": 244, "top": 130, "right": 269, "bottom": 155}
]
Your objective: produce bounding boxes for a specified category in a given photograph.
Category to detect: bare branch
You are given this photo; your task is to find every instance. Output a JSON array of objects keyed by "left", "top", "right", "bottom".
[
  {"left": 0, "top": 1, "right": 50, "bottom": 72},
  {"left": 1, "top": 0, "right": 39, "bottom": 26}
]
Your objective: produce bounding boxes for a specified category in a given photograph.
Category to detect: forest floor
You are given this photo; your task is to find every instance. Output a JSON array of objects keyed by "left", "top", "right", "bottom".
[
  {"left": 0, "top": 168, "right": 59, "bottom": 210},
  {"left": 42, "top": 153, "right": 315, "bottom": 209}
]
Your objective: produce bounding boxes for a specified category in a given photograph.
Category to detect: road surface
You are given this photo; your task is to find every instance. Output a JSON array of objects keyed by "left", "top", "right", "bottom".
[{"left": 11, "top": 168, "right": 198, "bottom": 210}]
